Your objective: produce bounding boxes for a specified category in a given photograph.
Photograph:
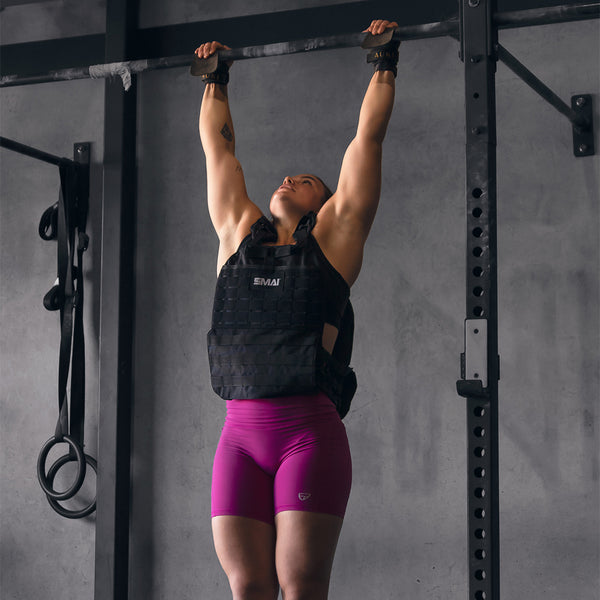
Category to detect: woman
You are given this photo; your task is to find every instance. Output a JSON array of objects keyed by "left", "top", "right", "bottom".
[{"left": 197, "top": 19, "right": 399, "bottom": 600}]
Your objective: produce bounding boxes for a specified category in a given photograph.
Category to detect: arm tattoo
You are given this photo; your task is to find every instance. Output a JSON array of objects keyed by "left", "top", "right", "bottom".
[{"left": 220, "top": 123, "right": 233, "bottom": 142}]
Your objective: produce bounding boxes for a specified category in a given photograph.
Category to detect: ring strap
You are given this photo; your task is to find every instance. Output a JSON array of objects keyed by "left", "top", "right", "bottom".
[{"left": 37, "top": 159, "right": 92, "bottom": 517}]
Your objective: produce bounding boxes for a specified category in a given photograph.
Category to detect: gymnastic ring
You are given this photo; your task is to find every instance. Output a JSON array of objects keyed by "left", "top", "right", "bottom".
[
  {"left": 44, "top": 453, "right": 97, "bottom": 519},
  {"left": 37, "top": 434, "right": 86, "bottom": 501}
]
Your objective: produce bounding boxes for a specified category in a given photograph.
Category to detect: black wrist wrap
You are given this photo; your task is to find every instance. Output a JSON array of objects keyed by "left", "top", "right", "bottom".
[
  {"left": 366, "top": 40, "right": 400, "bottom": 78},
  {"left": 201, "top": 62, "right": 230, "bottom": 85}
]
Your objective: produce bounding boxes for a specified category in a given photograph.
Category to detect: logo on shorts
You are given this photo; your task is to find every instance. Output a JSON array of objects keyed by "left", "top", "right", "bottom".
[{"left": 298, "top": 492, "right": 312, "bottom": 501}]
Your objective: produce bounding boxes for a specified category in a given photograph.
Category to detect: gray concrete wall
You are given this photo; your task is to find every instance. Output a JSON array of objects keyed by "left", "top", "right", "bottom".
[
  {"left": 0, "top": 5, "right": 598, "bottom": 600},
  {"left": 0, "top": 0, "right": 105, "bottom": 44}
]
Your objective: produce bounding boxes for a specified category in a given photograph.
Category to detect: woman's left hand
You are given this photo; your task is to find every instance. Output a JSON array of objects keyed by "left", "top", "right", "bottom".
[{"left": 363, "top": 19, "right": 399, "bottom": 35}]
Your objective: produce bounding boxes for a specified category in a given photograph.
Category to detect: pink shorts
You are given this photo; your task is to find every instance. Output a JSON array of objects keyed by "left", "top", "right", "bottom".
[{"left": 211, "top": 391, "right": 352, "bottom": 525}]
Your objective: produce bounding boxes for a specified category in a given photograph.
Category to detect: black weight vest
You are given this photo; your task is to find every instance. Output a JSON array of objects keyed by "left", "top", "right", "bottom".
[{"left": 208, "top": 211, "right": 357, "bottom": 418}]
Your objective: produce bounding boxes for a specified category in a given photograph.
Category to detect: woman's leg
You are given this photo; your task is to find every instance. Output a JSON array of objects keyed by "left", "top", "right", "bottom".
[
  {"left": 211, "top": 416, "right": 279, "bottom": 599},
  {"left": 270, "top": 396, "right": 351, "bottom": 599},
  {"left": 275, "top": 511, "right": 344, "bottom": 600},
  {"left": 212, "top": 515, "right": 279, "bottom": 600}
]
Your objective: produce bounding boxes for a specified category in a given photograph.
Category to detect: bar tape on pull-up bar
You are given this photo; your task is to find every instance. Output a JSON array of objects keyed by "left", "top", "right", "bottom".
[{"left": 89, "top": 60, "right": 149, "bottom": 91}]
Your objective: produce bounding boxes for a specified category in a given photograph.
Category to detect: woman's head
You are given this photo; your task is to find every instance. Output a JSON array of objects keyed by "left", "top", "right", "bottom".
[{"left": 270, "top": 174, "right": 333, "bottom": 219}]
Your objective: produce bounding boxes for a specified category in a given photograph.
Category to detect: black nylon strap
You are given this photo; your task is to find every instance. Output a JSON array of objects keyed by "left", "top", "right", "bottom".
[
  {"left": 69, "top": 165, "right": 88, "bottom": 447},
  {"left": 209, "top": 331, "right": 317, "bottom": 348},
  {"left": 42, "top": 162, "right": 89, "bottom": 444},
  {"left": 37, "top": 159, "right": 91, "bottom": 514},
  {"left": 38, "top": 203, "right": 58, "bottom": 240},
  {"left": 55, "top": 164, "right": 74, "bottom": 439}
]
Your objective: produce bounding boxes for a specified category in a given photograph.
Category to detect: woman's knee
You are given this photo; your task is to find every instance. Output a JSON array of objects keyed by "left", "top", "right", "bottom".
[
  {"left": 275, "top": 511, "right": 342, "bottom": 600},
  {"left": 228, "top": 572, "right": 279, "bottom": 600},
  {"left": 279, "top": 577, "right": 330, "bottom": 600}
]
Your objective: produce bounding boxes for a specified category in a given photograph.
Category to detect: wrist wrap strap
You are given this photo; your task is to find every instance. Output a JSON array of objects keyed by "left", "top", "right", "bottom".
[
  {"left": 366, "top": 40, "right": 400, "bottom": 78},
  {"left": 201, "top": 62, "right": 230, "bottom": 85}
]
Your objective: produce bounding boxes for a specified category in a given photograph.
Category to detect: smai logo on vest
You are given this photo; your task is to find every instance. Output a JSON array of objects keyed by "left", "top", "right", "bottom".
[
  {"left": 252, "top": 277, "right": 280, "bottom": 287},
  {"left": 249, "top": 272, "right": 285, "bottom": 293}
]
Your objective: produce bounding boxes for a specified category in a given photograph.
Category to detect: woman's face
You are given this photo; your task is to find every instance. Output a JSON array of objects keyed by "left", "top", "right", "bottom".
[{"left": 270, "top": 174, "right": 326, "bottom": 217}]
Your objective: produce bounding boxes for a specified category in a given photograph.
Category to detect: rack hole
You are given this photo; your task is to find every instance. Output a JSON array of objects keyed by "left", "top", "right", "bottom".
[
  {"left": 473, "top": 406, "right": 485, "bottom": 417},
  {"left": 474, "top": 467, "right": 486, "bottom": 478},
  {"left": 475, "top": 508, "right": 486, "bottom": 519},
  {"left": 473, "top": 247, "right": 483, "bottom": 257},
  {"left": 472, "top": 188, "right": 483, "bottom": 198},
  {"left": 473, "top": 266, "right": 484, "bottom": 277},
  {"left": 475, "top": 590, "right": 487, "bottom": 600},
  {"left": 474, "top": 426, "right": 485, "bottom": 437},
  {"left": 475, "top": 570, "right": 486, "bottom": 580},
  {"left": 473, "top": 92, "right": 480, "bottom": 99},
  {"left": 474, "top": 447, "right": 485, "bottom": 457},
  {"left": 475, "top": 528, "right": 486, "bottom": 539},
  {"left": 473, "top": 306, "right": 484, "bottom": 317},
  {"left": 474, "top": 488, "right": 486, "bottom": 499},
  {"left": 472, "top": 207, "right": 483, "bottom": 218},
  {"left": 473, "top": 286, "right": 484, "bottom": 297},
  {"left": 475, "top": 549, "right": 486, "bottom": 560},
  {"left": 472, "top": 227, "right": 483, "bottom": 238}
]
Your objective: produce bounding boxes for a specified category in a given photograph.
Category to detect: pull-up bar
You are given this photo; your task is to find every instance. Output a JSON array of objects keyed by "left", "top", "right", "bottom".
[
  {"left": 189, "top": 21, "right": 458, "bottom": 77},
  {"left": 0, "top": 21, "right": 455, "bottom": 90},
  {"left": 495, "top": 2, "right": 599, "bottom": 27},
  {"left": 0, "top": 2, "right": 598, "bottom": 89},
  {"left": 0, "top": 55, "right": 191, "bottom": 91}
]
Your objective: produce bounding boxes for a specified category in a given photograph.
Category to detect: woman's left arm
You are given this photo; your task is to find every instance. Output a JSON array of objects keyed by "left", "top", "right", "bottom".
[
  {"left": 312, "top": 20, "right": 398, "bottom": 286},
  {"left": 328, "top": 20, "right": 398, "bottom": 241},
  {"left": 333, "top": 69, "right": 396, "bottom": 235}
]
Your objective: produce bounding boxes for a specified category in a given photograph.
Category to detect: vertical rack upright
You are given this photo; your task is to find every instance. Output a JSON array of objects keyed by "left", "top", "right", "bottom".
[{"left": 458, "top": 1, "right": 501, "bottom": 599}]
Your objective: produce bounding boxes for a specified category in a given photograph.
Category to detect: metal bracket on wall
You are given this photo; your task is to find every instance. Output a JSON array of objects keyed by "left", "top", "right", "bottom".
[
  {"left": 74, "top": 143, "right": 90, "bottom": 194},
  {"left": 572, "top": 94, "right": 595, "bottom": 157},
  {"left": 497, "top": 44, "right": 596, "bottom": 157}
]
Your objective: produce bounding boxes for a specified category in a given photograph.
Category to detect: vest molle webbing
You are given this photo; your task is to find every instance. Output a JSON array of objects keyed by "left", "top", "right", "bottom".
[{"left": 207, "top": 212, "right": 357, "bottom": 418}]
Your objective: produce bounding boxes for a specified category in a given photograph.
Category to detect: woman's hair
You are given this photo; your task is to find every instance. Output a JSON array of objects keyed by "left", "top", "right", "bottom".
[{"left": 314, "top": 176, "right": 334, "bottom": 205}]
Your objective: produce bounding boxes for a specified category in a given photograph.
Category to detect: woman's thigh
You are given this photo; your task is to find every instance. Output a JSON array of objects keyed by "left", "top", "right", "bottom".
[
  {"left": 212, "top": 516, "right": 279, "bottom": 598},
  {"left": 275, "top": 511, "right": 344, "bottom": 597}
]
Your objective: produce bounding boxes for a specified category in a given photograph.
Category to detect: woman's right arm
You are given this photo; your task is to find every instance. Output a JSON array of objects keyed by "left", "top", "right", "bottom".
[{"left": 197, "top": 43, "right": 262, "bottom": 256}]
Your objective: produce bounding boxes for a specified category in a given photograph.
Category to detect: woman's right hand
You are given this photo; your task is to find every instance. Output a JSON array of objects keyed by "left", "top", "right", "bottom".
[{"left": 195, "top": 41, "right": 233, "bottom": 67}]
